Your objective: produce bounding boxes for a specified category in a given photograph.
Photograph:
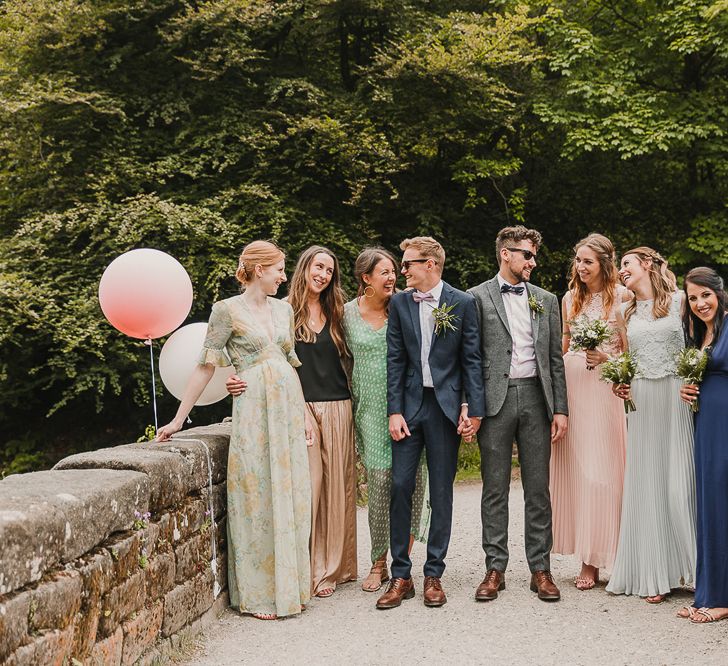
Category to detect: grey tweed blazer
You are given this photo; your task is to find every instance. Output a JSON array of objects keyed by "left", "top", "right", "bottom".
[{"left": 467, "top": 277, "right": 568, "bottom": 420}]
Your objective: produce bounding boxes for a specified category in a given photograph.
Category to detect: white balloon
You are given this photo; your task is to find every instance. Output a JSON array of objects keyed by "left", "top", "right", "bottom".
[{"left": 159, "top": 322, "right": 233, "bottom": 406}]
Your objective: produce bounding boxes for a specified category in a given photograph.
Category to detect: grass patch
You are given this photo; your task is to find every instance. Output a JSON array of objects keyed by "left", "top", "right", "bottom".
[{"left": 456, "top": 440, "right": 482, "bottom": 482}]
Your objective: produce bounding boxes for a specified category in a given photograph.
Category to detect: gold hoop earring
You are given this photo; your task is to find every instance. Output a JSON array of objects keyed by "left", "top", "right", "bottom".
[{"left": 363, "top": 285, "right": 375, "bottom": 298}]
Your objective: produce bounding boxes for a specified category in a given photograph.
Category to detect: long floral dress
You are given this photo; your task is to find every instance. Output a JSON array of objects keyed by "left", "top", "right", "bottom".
[
  {"left": 343, "top": 299, "right": 429, "bottom": 564},
  {"left": 199, "top": 295, "right": 311, "bottom": 617}
]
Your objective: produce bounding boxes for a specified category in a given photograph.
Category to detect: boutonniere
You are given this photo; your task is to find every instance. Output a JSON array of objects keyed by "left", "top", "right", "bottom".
[
  {"left": 432, "top": 302, "right": 459, "bottom": 335},
  {"left": 528, "top": 294, "right": 544, "bottom": 319}
]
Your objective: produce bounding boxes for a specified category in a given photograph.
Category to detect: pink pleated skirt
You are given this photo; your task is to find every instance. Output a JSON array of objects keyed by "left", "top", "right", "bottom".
[{"left": 550, "top": 351, "right": 627, "bottom": 570}]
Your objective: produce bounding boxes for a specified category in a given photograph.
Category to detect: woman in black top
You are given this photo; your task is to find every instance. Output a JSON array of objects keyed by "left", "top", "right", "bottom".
[{"left": 287, "top": 246, "right": 357, "bottom": 598}]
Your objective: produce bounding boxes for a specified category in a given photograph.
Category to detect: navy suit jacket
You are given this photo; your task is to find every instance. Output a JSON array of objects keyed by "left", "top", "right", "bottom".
[{"left": 386, "top": 281, "right": 485, "bottom": 426}]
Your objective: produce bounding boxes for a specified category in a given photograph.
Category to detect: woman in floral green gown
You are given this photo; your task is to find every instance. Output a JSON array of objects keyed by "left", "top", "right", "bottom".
[
  {"left": 157, "top": 241, "right": 311, "bottom": 620},
  {"left": 343, "top": 247, "right": 430, "bottom": 592}
]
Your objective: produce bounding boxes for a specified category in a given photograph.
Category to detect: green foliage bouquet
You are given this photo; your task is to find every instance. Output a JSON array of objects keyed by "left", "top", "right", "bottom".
[
  {"left": 568, "top": 316, "right": 613, "bottom": 370},
  {"left": 600, "top": 351, "right": 638, "bottom": 414},
  {"left": 675, "top": 347, "right": 709, "bottom": 413}
]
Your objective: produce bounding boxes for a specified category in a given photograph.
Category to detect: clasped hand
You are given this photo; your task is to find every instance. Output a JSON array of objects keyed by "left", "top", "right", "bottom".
[
  {"left": 585, "top": 349, "right": 608, "bottom": 369},
  {"left": 679, "top": 383, "right": 699, "bottom": 406},
  {"left": 457, "top": 405, "right": 481, "bottom": 443}
]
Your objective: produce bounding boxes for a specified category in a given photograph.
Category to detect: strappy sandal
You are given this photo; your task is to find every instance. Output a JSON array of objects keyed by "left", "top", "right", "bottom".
[
  {"left": 690, "top": 607, "right": 728, "bottom": 624},
  {"left": 361, "top": 558, "right": 389, "bottom": 592},
  {"left": 252, "top": 612, "right": 277, "bottom": 620},
  {"left": 677, "top": 605, "right": 698, "bottom": 619},
  {"left": 574, "top": 571, "right": 599, "bottom": 590},
  {"left": 645, "top": 593, "right": 670, "bottom": 604}
]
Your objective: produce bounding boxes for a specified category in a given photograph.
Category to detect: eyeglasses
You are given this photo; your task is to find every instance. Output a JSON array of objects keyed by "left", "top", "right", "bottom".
[
  {"left": 506, "top": 247, "right": 537, "bottom": 261},
  {"left": 401, "top": 258, "right": 433, "bottom": 270}
]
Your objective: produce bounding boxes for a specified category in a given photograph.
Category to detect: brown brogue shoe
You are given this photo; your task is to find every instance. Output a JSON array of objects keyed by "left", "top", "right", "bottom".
[
  {"left": 423, "top": 576, "right": 447, "bottom": 607},
  {"left": 530, "top": 570, "right": 561, "bottom": 601},
  {"left": 475, "top": 569, "right": 506, "bottom": 601},
  {"left": 376, "top": 577, "right": 415, "bottom": 609}
]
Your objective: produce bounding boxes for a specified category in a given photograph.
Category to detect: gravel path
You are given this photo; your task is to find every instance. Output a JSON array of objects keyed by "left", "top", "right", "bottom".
[{"left": 186, "top": 482, "right": 727, "bottom": 665}]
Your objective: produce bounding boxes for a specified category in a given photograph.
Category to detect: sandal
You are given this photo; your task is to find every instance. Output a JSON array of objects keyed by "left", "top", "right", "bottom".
[
  {"left": 361, "top": 558, "right": 389, "bottom": 592},
  {"left": 574, "top": 564, "right": 599, "bottom": 591},
  {"left": 645, "top": 593, "right": 669, "bottom": 604},
  {"left": 316, "top": 587, "right": 335, "bottom": 598},
  {"left": 677, "top": 606, "right": 698, "bottom": 619},
  {"left": 574, "top": 575, "right": 597, "bottom": 591},
  {"left": 252, "top": 612, "right": 277, "bottom": 620},
  {"left": 690, "top": 607, "right": 728, "bottom": 624}
]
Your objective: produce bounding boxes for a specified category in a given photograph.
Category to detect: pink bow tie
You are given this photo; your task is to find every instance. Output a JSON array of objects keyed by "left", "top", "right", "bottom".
[{"left": 413, "top": 291, "right": 436, "bottom": 303}]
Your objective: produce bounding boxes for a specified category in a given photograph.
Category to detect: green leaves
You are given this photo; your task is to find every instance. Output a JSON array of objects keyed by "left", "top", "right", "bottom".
[{"left": 0, "top": 0, "right": 726, "bottom": 467}]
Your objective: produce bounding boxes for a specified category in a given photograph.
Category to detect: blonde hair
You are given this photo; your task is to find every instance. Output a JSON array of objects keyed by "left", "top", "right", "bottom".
[
  {"left": 622, "top": 246, "right": 677, "bottom": 321},
  {"left": 399, "top": 236, "right": 445, "bottom": 268},
  {"left": 287, "top": 246, "right": 349, "bottom": 357},
  {"left": 235, "top": 240, "right": 284, "bottom": 287},
  {"left": 568, "top": 233, "right": 619, "bottom": 319}
]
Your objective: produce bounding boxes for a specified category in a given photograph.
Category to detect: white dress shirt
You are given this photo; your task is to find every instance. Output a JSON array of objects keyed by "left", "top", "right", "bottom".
[
  {"left": 418, "top": 280, "right": 443, "bottom": 388},
  {"left": 497, "top": 275, "right": 537, "bottom": 379}
]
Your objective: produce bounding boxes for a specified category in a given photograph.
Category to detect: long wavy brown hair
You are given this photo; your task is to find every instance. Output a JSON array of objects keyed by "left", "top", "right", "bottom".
[
  {"left": 354, "top": 247, "right": 399, "bottom": 303},
  {"left": 287, "top": 245, "right": 348, "bottom": 356},
  {"left": 622, "top": 246, "right": 677, "bottom": 322},
  {"left": 682, "top": 267, "right": 727, "bottom": 349},
  {"left": 567, "top": 234, "right": 619, "bottom": 319}
]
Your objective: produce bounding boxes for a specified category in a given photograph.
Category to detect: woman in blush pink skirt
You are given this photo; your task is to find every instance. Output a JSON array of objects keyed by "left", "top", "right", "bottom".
[{"left": 550, "top": 234, "right": 630, "bottom": 590}]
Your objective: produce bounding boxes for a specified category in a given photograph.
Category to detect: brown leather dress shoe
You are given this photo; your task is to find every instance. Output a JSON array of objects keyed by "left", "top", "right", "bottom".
[
  {"left": 475, "top": 569, "right": 506, "bottom": 601},
  {"left": 376, "top": 577, "right": 415, "bottom": 609},
  {"left": 423, "top": 576, "right": 447, "bottom": 607},
  {"left": 530, "top": 570, "right": 561, "bottom": 601}
]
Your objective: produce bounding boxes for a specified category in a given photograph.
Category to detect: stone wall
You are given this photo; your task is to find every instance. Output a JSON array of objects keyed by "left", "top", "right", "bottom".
[{"left": 0, "top": 423, "right": 231, "bottom": 666}]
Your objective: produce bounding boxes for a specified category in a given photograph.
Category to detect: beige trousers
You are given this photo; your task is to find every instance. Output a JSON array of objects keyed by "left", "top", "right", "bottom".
[{"left": 306, "top": 399, "right": 358, "bottom": 595}]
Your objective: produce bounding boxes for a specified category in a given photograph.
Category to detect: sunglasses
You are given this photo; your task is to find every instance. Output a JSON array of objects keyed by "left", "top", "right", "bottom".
[
  {"left": 506, "top": 247, "right": 537, "bottom": 261},
  {"left": 401, "top": 258, "right": 433, "bottom": 270}
]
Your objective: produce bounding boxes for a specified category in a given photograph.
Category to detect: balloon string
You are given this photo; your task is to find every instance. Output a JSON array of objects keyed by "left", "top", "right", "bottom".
[
  {"left": 168, "top": 436, "right": 221, "bottom": 598},
  {"left": 145, "top": 338, "right": 158, "bottom": 432}
]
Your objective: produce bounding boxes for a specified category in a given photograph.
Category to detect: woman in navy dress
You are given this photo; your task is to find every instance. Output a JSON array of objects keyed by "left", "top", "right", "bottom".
[{"left": 679, "top": 267, "right": 728, "bottom": 623}]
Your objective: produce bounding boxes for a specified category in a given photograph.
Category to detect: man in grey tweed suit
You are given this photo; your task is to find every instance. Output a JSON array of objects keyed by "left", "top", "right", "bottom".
[{"left": 466, "top": 225, "right": 568, "bottom": 602}]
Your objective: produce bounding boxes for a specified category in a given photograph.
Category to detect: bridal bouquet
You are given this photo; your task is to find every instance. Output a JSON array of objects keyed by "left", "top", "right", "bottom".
[
  {"left": 600, "top": 350, "right": 638, "bottom": 414},
  {"left": 675, "top": 347, "right": 708, "bottom": 413},
  {"left": 568, "top": 316, "right": 613, "bottom": 369}
]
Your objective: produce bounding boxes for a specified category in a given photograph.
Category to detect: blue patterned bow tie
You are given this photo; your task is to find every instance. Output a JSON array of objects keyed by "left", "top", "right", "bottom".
[
  {"left": 413, "top": 290, "right": 436, "bottom": 303},
  {"left": 500, "top": 283, "right": 524, "bottom": 295}
]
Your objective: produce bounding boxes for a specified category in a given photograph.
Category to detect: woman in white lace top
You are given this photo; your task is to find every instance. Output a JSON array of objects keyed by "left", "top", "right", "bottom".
[{"left": 606, "top": 247, "right": 696, "bottom": 603}]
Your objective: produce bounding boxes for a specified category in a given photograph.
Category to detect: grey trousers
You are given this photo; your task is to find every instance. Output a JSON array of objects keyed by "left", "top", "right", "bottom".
[{"left": 479, "top": 377, "right": 553, "bottom": 573}]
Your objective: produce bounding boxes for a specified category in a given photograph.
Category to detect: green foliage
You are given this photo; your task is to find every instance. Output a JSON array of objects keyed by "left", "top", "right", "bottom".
[
  {"left": 455, "top": 440, "right": 482, "bottom": 482},
  {"left": 1, "top": 437, "right": 46, "bottom": 478},
  {"left": 137, "top": 425, "right": 157, "bottom": 442},
  {"left": 0, "top": 0, "right": 726, "bottom": 467}
]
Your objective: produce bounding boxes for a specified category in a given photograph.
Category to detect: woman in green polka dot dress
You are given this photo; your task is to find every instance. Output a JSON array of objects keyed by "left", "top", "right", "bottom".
[{"left": 343, "top": 247, "right": 430, "bottom": 592}]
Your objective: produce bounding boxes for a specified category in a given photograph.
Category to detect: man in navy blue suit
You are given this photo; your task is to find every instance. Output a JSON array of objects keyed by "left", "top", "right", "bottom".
[{"left": 377, "top": 236, "right": 485, "bottom": 609}]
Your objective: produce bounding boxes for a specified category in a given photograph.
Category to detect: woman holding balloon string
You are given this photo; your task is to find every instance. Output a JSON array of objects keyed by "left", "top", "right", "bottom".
[
  {"left": 157, "top": 240, "right": 312, "bottom": 620},
  {"left": 226, "top": 246, "right": 358, "bottom": 600}
]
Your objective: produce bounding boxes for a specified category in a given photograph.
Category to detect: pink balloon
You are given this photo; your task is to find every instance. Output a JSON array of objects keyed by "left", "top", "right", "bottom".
[{"left": 99, "top": 249, "right": 193, "bottom": 339}]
